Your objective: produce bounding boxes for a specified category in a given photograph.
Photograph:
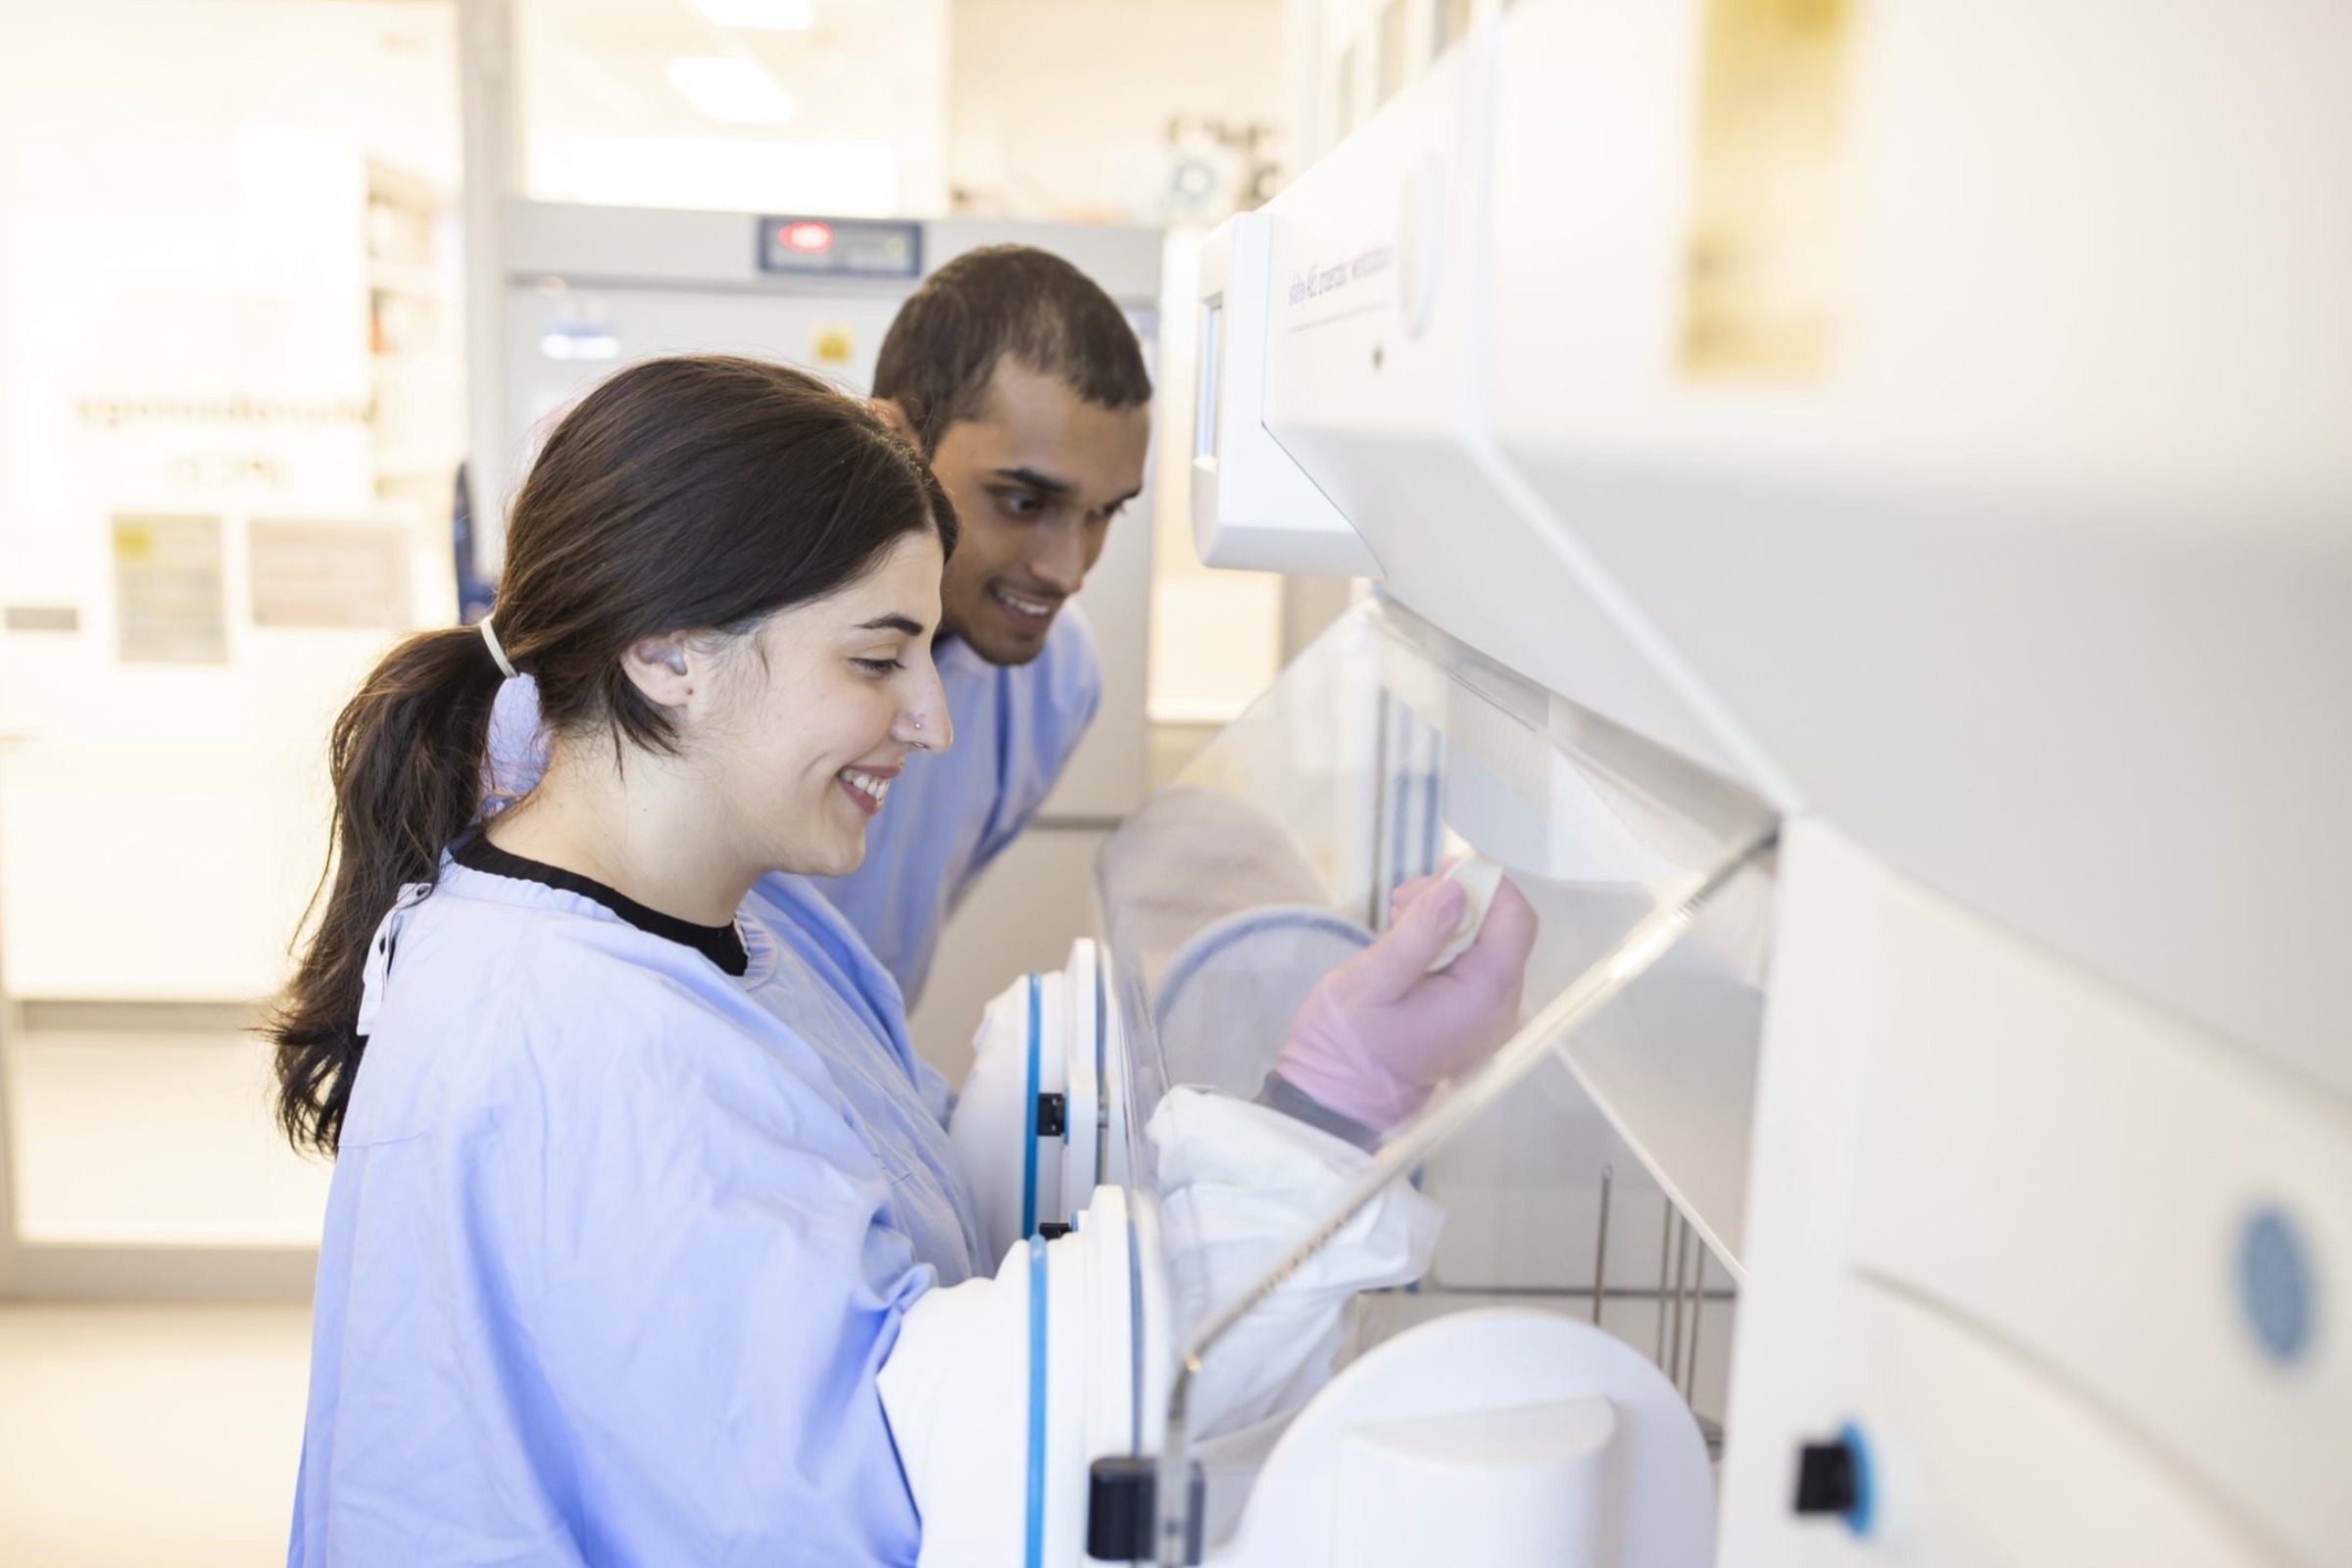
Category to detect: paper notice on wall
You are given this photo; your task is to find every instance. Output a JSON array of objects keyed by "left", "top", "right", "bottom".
[
  {"left": 1680, "top": 0, "right": 1856, "bottom": 383},
  {"left": 113, "top": 514, "right": 228, "bottom": 663},
  {"left": 249, "top": 520, "right": 411, "bottom": 629}
]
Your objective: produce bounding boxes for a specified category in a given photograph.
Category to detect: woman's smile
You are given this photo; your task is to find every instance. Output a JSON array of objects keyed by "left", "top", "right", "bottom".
[{"left": 837, "top": 762, "right": 902, "bottom": 817}]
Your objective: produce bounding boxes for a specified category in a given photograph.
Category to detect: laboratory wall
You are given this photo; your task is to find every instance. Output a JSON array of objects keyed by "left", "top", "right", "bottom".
[
  {"left": 0, "top": 1, "right": 466, "bottom": 1266},
  {"left": 0, "top": 2, "right": 466, "bottom": 1006},
  {"left": 947, "top": 0, "right": 1288, "bottom": 224}
]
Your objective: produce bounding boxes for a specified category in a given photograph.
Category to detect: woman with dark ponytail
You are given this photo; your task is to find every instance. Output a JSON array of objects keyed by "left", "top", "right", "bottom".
[
  {"left": 277, "top": 354, "right": 1536, "bottom": 1566},
  {"left": 277, "top": 355, "right": 971, "bottom": 1562}
]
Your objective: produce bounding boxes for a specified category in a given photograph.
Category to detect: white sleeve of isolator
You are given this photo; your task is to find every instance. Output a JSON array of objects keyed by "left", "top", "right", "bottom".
[
  {"left": 1149, "top": 1087, "right": 1443, "bottom": 1437},
  {"left": 882, "top": 1091, "right": 1441, "bottom": 1566}
]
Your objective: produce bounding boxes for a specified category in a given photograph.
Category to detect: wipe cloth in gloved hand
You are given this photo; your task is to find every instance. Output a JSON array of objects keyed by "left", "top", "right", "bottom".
[
  {"left": 1272, "top": 870, "right": 1540, "bottom": 1131},
  {"left": 1149, "top": 1087, "right": 1443, "bottom": 1437}
]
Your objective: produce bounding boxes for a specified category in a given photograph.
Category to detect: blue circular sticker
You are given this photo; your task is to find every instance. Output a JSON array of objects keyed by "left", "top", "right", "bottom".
[{"left": 2238, "top": 1205, "right": 2318, "bottom": 1367}]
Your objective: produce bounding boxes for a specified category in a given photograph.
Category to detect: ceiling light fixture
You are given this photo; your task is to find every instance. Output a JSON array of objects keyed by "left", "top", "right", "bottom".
[
  {"left": 696, "top": 0, "right": 816, "bottom": 30},
  {"left": 666, "top": 57, "right": 798, "bottom": 125}
]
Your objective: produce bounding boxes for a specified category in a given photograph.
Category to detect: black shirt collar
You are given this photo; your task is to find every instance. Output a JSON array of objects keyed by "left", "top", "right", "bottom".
[{"left": 454, "top": 833, "right": 750, "bottom": 978}]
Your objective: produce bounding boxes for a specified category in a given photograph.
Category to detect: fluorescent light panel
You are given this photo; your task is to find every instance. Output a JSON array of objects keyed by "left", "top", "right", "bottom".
[
  {"left": 697, "top": 0, "right": 816, "bottom": 29},
  {"left": 666, "top": 56, "right": 797, "bottom": 125}
]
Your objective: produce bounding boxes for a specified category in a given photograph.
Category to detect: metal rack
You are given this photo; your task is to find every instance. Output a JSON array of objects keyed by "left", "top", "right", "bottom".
[{"left": 1410, "top": 1159, "right": 1737, "bottom": 1456}]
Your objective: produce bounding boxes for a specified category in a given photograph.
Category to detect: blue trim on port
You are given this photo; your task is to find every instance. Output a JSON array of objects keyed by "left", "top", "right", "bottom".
[
  {"left": 1025, "top": 1235, "right": 1050, "bottom": 1568},
  {"left": 1022, "top": 973, "right": 1041, "bottom": 1238}
]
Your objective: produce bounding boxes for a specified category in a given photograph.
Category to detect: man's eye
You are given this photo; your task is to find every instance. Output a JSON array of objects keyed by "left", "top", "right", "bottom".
[
  {"left": 1000, "top": 492, "right": 1046, "bottom": 516},
  {"left": 852, "top": 658, "right": 903, "bottom": 675}
]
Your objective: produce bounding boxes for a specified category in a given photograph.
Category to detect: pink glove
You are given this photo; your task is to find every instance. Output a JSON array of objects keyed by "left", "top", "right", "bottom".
[{"left": 1273, "top": 870, "right": 1540, "bottom": 1132}]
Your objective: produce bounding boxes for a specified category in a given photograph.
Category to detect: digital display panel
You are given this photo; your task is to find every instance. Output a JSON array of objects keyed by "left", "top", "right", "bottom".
[{"left": 758, "top": 216, "right": 922, "bottom": 279}]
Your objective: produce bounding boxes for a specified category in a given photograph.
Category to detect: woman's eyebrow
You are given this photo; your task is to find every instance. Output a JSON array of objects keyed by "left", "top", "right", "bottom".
[{"left": 855, "top": 613, "right": 926, "bottom": 636}]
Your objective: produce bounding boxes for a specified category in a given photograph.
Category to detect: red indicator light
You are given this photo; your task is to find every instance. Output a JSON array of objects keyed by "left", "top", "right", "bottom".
[{"left": 782, "top": 220, "right": 834, "bottom": 254}]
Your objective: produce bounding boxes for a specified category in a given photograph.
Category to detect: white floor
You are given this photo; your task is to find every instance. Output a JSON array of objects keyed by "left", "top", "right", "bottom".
[{"left": 0, "top": 1301, "right": 312, "bottom": 1567}]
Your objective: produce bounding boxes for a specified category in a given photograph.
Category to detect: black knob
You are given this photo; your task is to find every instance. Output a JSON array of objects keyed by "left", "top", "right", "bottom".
[
  {"left": 1792, "top": 1438, "right": 1858, "bottom": 1516},
  {"left": 1087, "top": 1455, "right": 1202, "bottom": 1563}
]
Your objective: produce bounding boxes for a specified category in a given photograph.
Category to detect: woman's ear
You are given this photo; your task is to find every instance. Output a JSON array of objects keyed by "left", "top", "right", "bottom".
[{"left": 619, "top": 632, "right": 697, "bottom": 710}]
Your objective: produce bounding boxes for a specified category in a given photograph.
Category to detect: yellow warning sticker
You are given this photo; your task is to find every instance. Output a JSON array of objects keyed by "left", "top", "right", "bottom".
[
  {"left": 1680, "top": 0, "right": 1855, "bottom": 383},
  {"left": 811, "top": 322, "right": 857, "bottom": 367}
]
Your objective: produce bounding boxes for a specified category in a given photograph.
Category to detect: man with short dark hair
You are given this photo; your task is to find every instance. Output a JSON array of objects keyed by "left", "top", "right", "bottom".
[{"left": 808, "top": 245, "right": 1153, "bottom": 1007}]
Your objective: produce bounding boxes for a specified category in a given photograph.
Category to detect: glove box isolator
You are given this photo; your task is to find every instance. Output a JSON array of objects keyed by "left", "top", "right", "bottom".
[{"left": 950, "top": 597, "right": 1781, "bottom": 1565}]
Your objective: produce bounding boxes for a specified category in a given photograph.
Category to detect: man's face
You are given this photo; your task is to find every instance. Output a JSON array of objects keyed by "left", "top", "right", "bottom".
[{"left": 917, "top": 356, "right": 1151, "bottom": 666}]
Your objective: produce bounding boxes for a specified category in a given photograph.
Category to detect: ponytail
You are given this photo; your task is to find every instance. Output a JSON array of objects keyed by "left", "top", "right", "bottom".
[{"left": 270, "top": 626, "right": 506, "bottom": 1154}]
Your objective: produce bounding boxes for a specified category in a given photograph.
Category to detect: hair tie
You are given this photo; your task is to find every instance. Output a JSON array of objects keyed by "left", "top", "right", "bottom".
[{"left": 478, "top": 614, "right": 518, "bottom": 680}]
